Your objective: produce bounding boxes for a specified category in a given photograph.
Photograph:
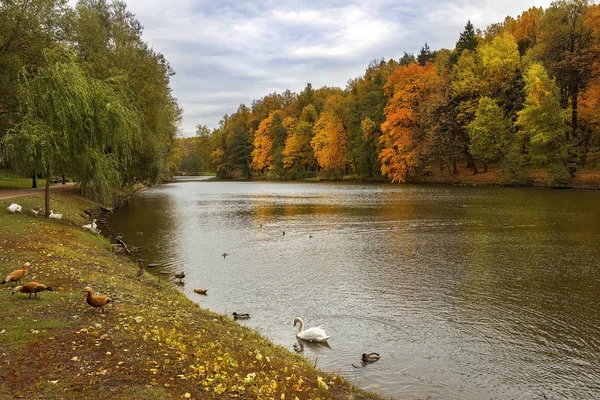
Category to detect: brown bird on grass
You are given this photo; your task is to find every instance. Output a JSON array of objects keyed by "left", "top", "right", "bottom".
[
  {"left": 12, "top": 282, "right": 53, "bottom": 299},
  {"left": 2, "top": 262, "right": 31, "bottom": 286},
  {"left": 83, "top": 286, "right": 112, "bottom": 313}
]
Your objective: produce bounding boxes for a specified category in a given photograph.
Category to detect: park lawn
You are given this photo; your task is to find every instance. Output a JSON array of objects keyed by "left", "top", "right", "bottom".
[
  {"left": 0, "top": 193, "right": 382, "bottom": 400},
  {"left": 0, "top": 169, "right": 46, "bottom": 190}
]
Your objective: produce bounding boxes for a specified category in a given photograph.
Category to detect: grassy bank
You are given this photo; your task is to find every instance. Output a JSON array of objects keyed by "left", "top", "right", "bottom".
[{"left": 0, "top": 193, "right": 381, "bottom": 399}]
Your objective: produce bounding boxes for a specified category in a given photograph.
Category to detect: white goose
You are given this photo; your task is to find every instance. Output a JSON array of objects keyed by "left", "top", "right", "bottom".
[
  {"left": 7, "top": 203, "right": 22, "bottom": 214},
  {"left": 293, "top": 317, "right": 330, "bottom": 343},
  {"left": 82, "top": 219, "right": 97, "bottom": 231},
  {"left": 49, "top": 210, "right": 63, "bottom": 219}
]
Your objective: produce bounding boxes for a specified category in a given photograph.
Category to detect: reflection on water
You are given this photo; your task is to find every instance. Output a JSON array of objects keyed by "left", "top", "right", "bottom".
[{"left": 108, "top": 179, "right": 600, "bottom": 399}]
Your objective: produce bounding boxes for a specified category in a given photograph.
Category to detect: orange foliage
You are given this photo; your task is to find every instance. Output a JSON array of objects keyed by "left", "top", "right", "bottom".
[
  {"left": 504, "top": 7, "right": 544, "bottom": 53},
  {"left": 379, "top": 62, "right": 442, "bottom": 182},
  {"left": 311, "top": 95, "right": 349, "bottom": 173},
  {"left": 250, "top": 113, "right": 275, "bottom": 172}
]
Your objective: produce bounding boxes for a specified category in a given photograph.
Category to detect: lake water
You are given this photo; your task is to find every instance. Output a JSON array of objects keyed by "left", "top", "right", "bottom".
[{"left": 107, "top": 178, "right": 600, "bottom": 399}]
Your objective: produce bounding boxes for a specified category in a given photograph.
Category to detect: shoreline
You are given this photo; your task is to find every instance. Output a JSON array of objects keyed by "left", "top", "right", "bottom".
[{"left": 0, "top": 192, "right": 382, "bottom": 399}]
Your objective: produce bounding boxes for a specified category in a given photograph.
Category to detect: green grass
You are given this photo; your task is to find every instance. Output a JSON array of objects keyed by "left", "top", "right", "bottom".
[
  {"left": 0, "top": 193, "right": 383, "bottom": 400},
  {"left": 0, "top": 169, "right": 47, "bottom": 190}
]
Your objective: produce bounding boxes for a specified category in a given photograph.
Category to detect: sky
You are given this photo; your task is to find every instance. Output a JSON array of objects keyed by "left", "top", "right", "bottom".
[{"left": 115, "top": 0, "right": 554, "bottom": 137}]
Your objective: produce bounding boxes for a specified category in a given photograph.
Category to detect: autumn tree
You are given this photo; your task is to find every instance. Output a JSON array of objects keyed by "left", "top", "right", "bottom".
[
  {"left": 451, "top": 50, "right": 484, "bottom": 173},
  {"left": 379, "top": 63, "right": 442, "bottom": 182},
  {"left": 539, "top": 0, "right": 596, "bottom": 137},
  {"left": 311, "top": 95, "right": 350, "bottom": 177},
  {"left": 516, "top": 63, "right": 568, "bottom": 166},
  {"left": 282, "top": 105, "right": 317, "bottom": 174}
]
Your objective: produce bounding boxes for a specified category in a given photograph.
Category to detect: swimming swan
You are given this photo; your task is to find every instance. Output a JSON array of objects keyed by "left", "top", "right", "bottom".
[{"left": 293, "top": 317, "right": 330, "bottom": 343}]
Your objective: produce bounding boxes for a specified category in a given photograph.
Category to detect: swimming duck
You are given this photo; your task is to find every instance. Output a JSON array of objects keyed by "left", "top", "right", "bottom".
[
  {"left": 49, "top": 210, "right": 63, "bottom": 219},
  {"left": 83, "top": 286, "right": 112, "bottom": 313},
  {"left": 12, "top": 282, "right": 53, "bottom": 299},
  {"left": 7, "top": 203, "right": 22, "bottom": 214},
  {"left": 1, "top": 262, "right": 31, "bottom": 286},
  {"left": 362, "top": 353, "right": 380, "bottom": 363},
  {"left": 222, "top": 252, "right": 228, "bottom": 259},
  {"left": 174, "top": 272, "right": 185, "bottom": 282},
  {"left": 293, "top": 317, "right": 330, "bottom": 343},
  {"left": 232, "top": 312, "right": 250, "bottom": 319},
  {"left": 194, "top": 288, "right": 207, "bottom": 295}
]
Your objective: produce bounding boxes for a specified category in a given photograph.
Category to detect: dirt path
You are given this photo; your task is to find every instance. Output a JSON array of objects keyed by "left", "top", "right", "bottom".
[{"left": 0, "top": 182, "right": 77, "bottom": 200}]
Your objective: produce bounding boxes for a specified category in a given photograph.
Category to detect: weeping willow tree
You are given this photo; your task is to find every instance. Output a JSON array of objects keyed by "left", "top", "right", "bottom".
[{"left": 1, "top": 47, "right": 141, "bottom": 216}]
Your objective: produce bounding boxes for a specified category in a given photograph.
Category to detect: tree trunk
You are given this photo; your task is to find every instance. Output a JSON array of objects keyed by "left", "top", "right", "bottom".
[
  {"left": 464, "top": 145, "right": 478, "bottom": 174},
  {"left": 571, "top": 90, "right": 578, "bottom": 138},
  {"left": 483, "top": 162, "right": 488, "bottom": 173},
  {"left": 61, "top": 174, "right": 66, "bottom": 184},
  {"left": 45, "top": 166, "right": 50, "bottom": 218},
  {"left": 452, "top": 157, "right": 458, "bottom": 175},
  {"left": 580, "top": 131, "right": 590, "bottom": 166},
  {"left": 32, "top": 170, "right": 37, "bottom": 189}
]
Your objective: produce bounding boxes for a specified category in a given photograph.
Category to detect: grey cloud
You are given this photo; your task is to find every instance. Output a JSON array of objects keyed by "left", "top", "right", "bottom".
[{"left": 120, "top": 0, "right": 553, "bottom": 136}]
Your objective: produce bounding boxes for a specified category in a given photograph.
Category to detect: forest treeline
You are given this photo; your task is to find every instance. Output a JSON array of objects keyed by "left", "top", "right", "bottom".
[
  {"left": 0, "top": 0, "right": 181, "bottom": 202},
  {"left": 182, "top": 0, "right": 600, "bottom": 185}
]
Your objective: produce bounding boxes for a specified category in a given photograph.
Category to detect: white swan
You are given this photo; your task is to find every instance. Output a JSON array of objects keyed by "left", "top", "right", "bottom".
[
  {"left": 293, "top": 317, "right": 330, "bottom": 343},
  {"left": 92, "top": 219, "right": 97, "bottom": 229},
  {"left": 49, "top": 210, "right": 63, "bottom": 219},
  {"left": 7, "top": 203, "right": 22, "bottom": 214}
]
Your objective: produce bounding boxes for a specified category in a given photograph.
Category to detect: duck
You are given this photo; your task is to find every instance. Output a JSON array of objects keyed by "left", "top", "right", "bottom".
[
  {"left": 293, "top": 317, "right": 330, "bottom": 343},
  {"left": 174, "top": 272, "right": 185, "bottom": 282},
  {"left": 1, "top": 262, "right": 31, "bottom": 286},
  {"left": 92, "top": 219, "right": 97, "bottom": 229},
  {"left": 232, "top": 312, "right": 250, "bottom": 319},
  {"left": 31, "top": 207, "right": 41, "bottom": 217},
  {"left": 135, "top": 261, "right": 145, "bottom": 278},
  {"left": 12, "top": 282, "right": 53, "bottom": 299},
  {"left": 7, "top": 203, "right": 22, "bottom": 214},
  {"left": 222, "top": 252, "right": 228, "bottom": 259},
  {"left": 83, "top": 286, "right": 112, "bottom": 313},
  {"left": 49, "top": 210, "right": 63, "bottom": 219},
  {"left": 362, "top": 353, "right": 380, "bottom": 363},
  {"left": 194, "top": 288, "right": 208, "bottom": 295}
]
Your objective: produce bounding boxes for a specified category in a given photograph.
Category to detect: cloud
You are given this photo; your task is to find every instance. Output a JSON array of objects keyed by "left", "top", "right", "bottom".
[{"left": 118, "top": 0, "right": 553, "bottom": 136}]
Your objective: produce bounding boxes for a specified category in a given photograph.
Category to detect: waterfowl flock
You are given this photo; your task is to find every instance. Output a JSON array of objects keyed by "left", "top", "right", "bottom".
[
  {"left": 2, "top": 261, "right": 112, "bottom": 313},
  {"left": 3, "top": 208, "right": 379, "bottom": 370}
]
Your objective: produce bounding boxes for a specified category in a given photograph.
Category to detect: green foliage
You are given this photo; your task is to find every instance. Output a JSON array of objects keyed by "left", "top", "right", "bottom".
[
  {"left": 547, "top": 162, "right": 574, "bottom": 185},
  {"left": 2, "top": 47, "right": 140, "bottom": 203},
  {"left": 516, "top": 63, "right": 567, "bottom": 161},
  {"left": 468, "top": 97, "right": 514, "bottom": 163},
  {"left": 499, "top": 152, "right": 528, "bottom": 185}
]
